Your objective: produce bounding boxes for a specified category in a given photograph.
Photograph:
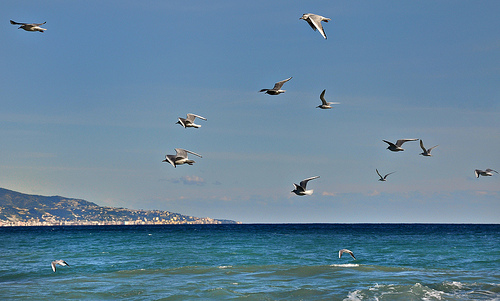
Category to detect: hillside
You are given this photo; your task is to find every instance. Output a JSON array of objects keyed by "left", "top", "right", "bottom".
[{"left": 0, "top": 188, "right": 238, "bottom": 226}]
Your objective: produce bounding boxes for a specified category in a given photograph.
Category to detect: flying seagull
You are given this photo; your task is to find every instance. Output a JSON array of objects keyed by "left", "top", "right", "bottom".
[
  {"left": 299, "top": 13, "right": 331, "bottom": 39},
  {"left": 176, "top": 113, "right": 207, "bottom": 128},
  {"left": 339, "top": 249, "right": 356, "bottom": 260},
  {"left": 376, "top": 169, "right": 395, "bottom": 181},
  {"left": 419, "top": 140, "right": 438, "bottom": 156},
  {"left": 383, "top": 139, "right": 418, "bottom": 152},
  {"left": 317, "top": 89, "right": 340, "bottom": 109},
  {"left": 259, "top": 77, "right": 292, "bottom": 95},
  {"left": 162, "top": 148, "right": 202, "bottom": 168},
  {"left": 474, "top": 169, "right": 498, "bottom": 178},
  {"left": 10, "top": 20, "right": 47, "bottom": 32},
  {"left": 291, "top": 176, "right": 319, "bottom": 196},
  {"left": 51, "top": 260, "right": 69, "bottom": 272}
]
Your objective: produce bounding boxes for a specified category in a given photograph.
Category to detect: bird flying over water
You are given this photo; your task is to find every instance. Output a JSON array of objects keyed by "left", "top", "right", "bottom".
[
  {"left": 259, "top": 77, "right": 292, "bottom": 95},
  {"left": 10, "top": 20, "right": 46, "bottom": 32},
  {"left": 176, "top": 113, "right": 207, "bottom": 128},
  {"left": 51, "top": 260, "right": 69, "bottom": 272},
  {"left": 299, "top": 13, "right": 331, "bottom": 39},
  {"left": 474, "top": 169, "right": 498, "bottom": 178},
  {"left": 419, "top": 140, "right": 438, "bottom": 157},
  {"left": 339, "top": 249, "right": 356, "bottom": 260},
  {"left": 383, "top": 139, "right": 418, "bottom": 152},
  {"left": 163, "top": 148, "right": 202, "bottom": 168},
  {"left": 376, "top": 169, "right": 395, "bottom": 182},
  {"left": 291, "top": 176, "right": 319, "bottom": 196},
  {"left": 316, "top": 89, "right": 340, "bottom": 109}
]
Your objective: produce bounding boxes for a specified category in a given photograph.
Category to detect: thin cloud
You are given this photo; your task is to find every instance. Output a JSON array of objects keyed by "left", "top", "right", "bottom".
[{"left": 169, "top": 175, "right": 206, "bottom": 186}]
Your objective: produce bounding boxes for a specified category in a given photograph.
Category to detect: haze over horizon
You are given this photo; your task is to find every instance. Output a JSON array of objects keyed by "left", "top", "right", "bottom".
[{"left": 1, "top": 1, "right": 499, "bottom": 223}]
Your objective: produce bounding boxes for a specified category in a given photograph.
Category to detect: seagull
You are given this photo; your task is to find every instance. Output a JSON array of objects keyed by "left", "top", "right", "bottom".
[
  {"left": 383, "top": 139, "right": 418, "bottom": 152},
  {"left": 339, "top": 249, "right": 356, "bottom": 260},
  {"left": 299, "top": 13, "right": 331, "bottom": 39},
  {"left": 376, "top": 169, "right": 395, "bottom": 181},
  {"left": 10, "top": 20, "right": 47, "bottom": 32},
  {"left": 259, "top": 77, "right": 292, "bottom": 95},
  {"left": 51, "top": 260, "right": 69, "bottom": 272},
  {"left": 474, "top": 169, "right": 498, "bottom": 178},
  {"left": 176, "top": 113, "right": 207, "bottom": 128},
  {"left": 291, "top": 176, "right": 319, "bottom": 196},
  {"left": 316, "top": 89, "right": 340, "bottom": 109},
  {"left": 419, "top": 140, "right": 438, "bottom": 156},
  {"left": 162, "top": 148, "right": 202, "bottom": 168}
]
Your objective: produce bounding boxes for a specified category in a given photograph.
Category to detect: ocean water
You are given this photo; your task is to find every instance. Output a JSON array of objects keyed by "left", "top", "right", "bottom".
[{"left": 0, "top": 224, "right": 498, "bottom": 300}]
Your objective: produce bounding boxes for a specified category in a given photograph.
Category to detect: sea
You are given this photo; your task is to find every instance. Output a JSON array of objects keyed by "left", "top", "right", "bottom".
[{"left": 0, "top": 224, "right": 498, "bottom": 300}]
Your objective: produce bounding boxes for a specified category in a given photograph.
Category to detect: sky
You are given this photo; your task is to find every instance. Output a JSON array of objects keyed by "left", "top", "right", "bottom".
[{"left": 1, "top": 0, "right": 499, "bottom": 223}]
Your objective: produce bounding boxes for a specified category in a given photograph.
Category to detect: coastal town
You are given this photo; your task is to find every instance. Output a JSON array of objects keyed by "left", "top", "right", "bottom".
[{"left": 0, "top": 188, "right": 239, "bottom": 227}]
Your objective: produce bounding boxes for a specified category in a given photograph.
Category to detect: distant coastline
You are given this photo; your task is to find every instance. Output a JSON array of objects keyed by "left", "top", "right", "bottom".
[{"left": 0, "top": 188, "right": 240, "bottom": 227}]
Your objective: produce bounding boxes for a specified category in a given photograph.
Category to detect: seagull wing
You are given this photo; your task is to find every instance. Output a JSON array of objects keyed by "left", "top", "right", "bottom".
[
  {"left": 299, "top": 176, "right": 319, "bottom": 189},
  {"left": 319, "top": 89, "right": 328, "bottom": 105},
  {"left": 428, "top": 145, "right": 439, "bottom": 152},
  {"left": 396, "top": 139, "right": 418, "bottom": 147},
  {"left": 10, "top": 20, "right": 26, "bottom": 25},
  {"left": 33, "top": 22, "right": 46, "bottom": 26},
  {"left": 383, "top": 140, "right": 396, "bottom": 147},
  {"left": 339, "top": 249, "right": 356, "bottom": 260},
  {"left": 308, "top": 14, "right": 327, "bottom": 39},
  {"left": 177, "top": 118, "right": 187, "bottom": 128},
  {"left": 293, "top": 183, "right": 304, "bottom": 192},
  {"left": 486, "top": 169, "right": 498, "bottom": 173},
  {"left": 186, "top": 113, "right": 207, "bottom": 121},
  {"left": 384, "top": 171, "right": 396, "bottom": 179},
  {"left": 474, "top": 169, "right": 481, "bottom": 178},
  {"left": 51, "top": 261, "right": 56, "bottom": 272},
  {"left": 272, "top": 77, "right": 292, "bottom": 90},
  {"left": 376, "top": 169, "right": 383, "bottom": 180},
  {"left": 163, "top": 155, "right": 176, "bottom": 167},
  {"left": 184, "top": 149, "right": 203, "bottom": 158},
  {"left": 419, "top": 140, "right": 427, "bottom": 152}
]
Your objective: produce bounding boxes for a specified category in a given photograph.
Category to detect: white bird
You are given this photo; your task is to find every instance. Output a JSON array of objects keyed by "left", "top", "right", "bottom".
[
  {"left": 383, "top": 139, "right": 418, "bottom": 152},
  {"left": 10, "top": 20, "right": 47, "bottom": 32},
  {"left": 162, "top": 148, "right": 202, "bottom": 168},
  {"left": 176, "top": 113, "right": 207, "bottom": 128},
  {"left": 339, "top": 249, "right": 356, "bottom": 260},
  {"left": 51, "top": 260, "right": 69, "bottom": 272},
  {"left": 291, "top": 176, "right": 319, "bottom": 196},
  {"left": 419, "top": 140, "right": 438, "bottom": 156},
  {"left": 376, "top": 169, "right": 395, "bottom": 181},
  {"left": 317, "top": 89, "right": 340, "bottom": 109},
  {"left": 259, "top": 77, "right": 292, "bottom": 95},
  {"left": 299, "top": 13, "right": 331, "bottom": 39},
  {"left": 474, "top": 169, "right": 498, "bottom": 178}
]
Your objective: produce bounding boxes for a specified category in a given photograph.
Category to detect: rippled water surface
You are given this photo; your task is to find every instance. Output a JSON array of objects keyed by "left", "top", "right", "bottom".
[{"left": 0, "top": 224, "right": 498, "bottom": 300}]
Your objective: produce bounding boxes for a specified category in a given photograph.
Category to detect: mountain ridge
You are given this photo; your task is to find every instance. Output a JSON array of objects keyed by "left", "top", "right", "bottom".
[{"left": 0, "top": 187, "right": 239, "bottom": 226}]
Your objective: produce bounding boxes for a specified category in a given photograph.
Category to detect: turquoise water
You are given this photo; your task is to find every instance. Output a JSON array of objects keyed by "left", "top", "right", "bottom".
[{"left": 0, "top": 224, "right": 498, "bottom": 300}]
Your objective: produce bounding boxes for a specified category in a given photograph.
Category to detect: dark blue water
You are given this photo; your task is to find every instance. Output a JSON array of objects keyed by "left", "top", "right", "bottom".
[{"left": 0, "top": 224, "right": 498, "bottom": 300}]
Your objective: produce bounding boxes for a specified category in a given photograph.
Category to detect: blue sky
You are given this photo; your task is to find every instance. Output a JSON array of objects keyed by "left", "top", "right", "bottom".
[{"left": 1, "top": 1, "right": 499, "bottom": 223}]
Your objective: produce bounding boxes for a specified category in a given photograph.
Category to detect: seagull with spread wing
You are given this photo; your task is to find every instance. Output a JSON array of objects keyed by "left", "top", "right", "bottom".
[
  {"left": 383, "top": 139, "right": 418, "bottom": 152},
  {"left": 316, "top": 89, "right": 339, "bottom": 109},
  {"left": 176, "top": 113, "right": 207, "bottom": 128},
  {"left": 291, "top": 176, "right": 320, "bottom": 196},
  {"left": 259, "top": 77, "right": 292, "bottom": 95},
  {"left": 10, "top": 20, "right": 46, "bottom": 32},
  {"left": 299, "top": 13, "right": 331, "bottom": 39},
  {"left": 163, "top": 149, "right": 202, "bottom": 168}
]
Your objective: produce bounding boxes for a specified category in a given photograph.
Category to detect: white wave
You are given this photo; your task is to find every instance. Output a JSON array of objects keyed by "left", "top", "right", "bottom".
[
  {"left": 218, "top": 265, "right": 232, "bottom": 269},
  {"left": 330, "top": 264, "right": 360, "bottom": 268}
]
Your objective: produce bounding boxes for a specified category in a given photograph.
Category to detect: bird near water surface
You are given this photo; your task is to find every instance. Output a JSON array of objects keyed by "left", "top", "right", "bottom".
[{"left": 51, "top": 260, "right": 69, "bottom": 272}]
